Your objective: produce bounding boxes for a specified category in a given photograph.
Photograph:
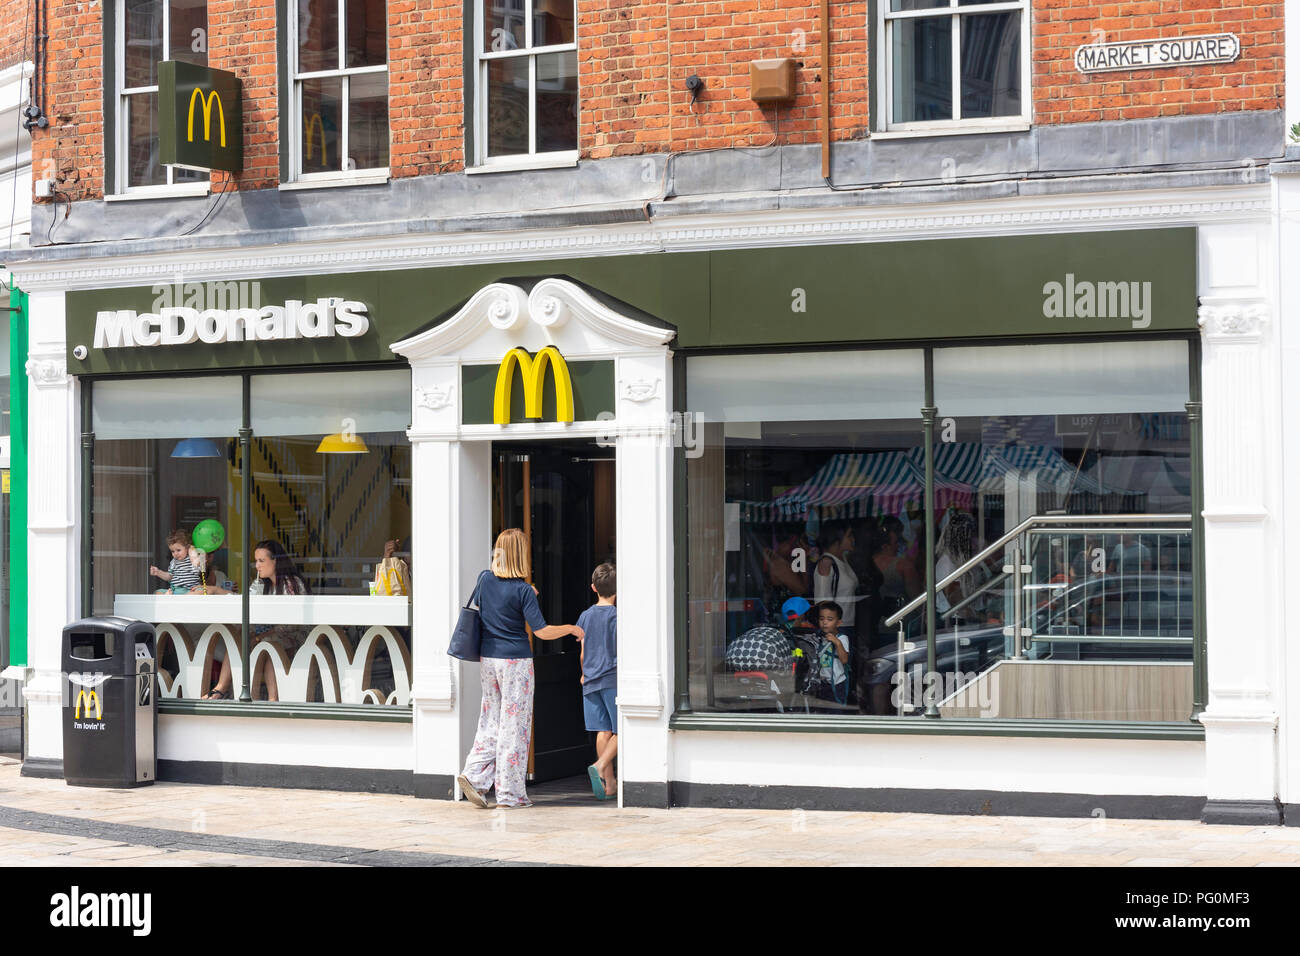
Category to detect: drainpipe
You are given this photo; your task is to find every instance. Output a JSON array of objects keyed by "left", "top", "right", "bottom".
[{"left": 820, "top": 0, "right": 831, "bottom": 179}]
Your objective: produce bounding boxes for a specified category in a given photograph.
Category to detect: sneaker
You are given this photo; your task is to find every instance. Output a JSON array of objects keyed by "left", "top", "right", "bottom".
[{"left": 457, "top": 774, "right": 489, "bottom": 809}]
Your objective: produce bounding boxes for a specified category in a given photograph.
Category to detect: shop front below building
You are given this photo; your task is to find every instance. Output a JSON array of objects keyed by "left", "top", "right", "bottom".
[{"left": 19, "top": 217, "right": 1280, "bottom": 821}]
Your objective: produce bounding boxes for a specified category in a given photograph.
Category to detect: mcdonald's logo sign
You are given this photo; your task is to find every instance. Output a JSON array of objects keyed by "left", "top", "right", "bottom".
[
  {"left": 159, "top": 61, "right": 243, "bottom": 173},
  {"left": 493, "top": 347, "right": 574, "bottom": 425},
  {"left": 187, "top": 88, "right": 227, "bottom": 147},
  {"left": 75, "top": 689, "right": 103, "bottom": 721},
  {"left": 304, "top": 113, "right": 328, "bottom": 165}
]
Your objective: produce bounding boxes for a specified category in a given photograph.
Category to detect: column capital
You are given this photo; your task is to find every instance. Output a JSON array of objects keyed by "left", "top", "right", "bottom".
[{"left": 1197, "top": 297, "right": 1270, "bottom": 342}]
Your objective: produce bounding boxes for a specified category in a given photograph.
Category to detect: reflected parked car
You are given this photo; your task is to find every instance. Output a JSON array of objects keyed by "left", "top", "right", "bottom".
[{"left": 863, "top": 571, "right": 1194, "bottom": 695}]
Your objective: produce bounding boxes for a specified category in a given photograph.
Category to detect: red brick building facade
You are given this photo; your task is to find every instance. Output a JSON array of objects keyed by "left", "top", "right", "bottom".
[{"left": 17, "top": 0, "right": 1287, "bottom": 204}]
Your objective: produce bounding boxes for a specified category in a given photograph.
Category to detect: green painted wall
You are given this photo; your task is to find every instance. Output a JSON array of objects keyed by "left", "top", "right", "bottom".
[
  {"left": 8, "top": 283, "right": 27, "bottom": 667},
  {"left": 65, "top": 228, "right": 1197, "bottom": 376}
]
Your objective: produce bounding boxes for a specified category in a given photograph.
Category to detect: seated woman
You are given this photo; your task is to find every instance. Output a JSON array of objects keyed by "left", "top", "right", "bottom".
[{"left": 203, "top": 540, "right": 310, "bottom": 702}]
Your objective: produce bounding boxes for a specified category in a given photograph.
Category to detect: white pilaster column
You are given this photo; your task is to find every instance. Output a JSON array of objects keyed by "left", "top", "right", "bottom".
[
  {"left": 614, "top": 351, "right": 674, "bottom": 807},
  {"left": 1274, "top": 164, "right": 1300, "bottom": 814},
  {"left": 1197, "top": 221, "right": 1283, "bottom": 822},
  {"left": 407, "top": 360, "right": 489, "bottom": 797},
  {"left": 21, "top": 290, "right": 80, "bottom": 773}
]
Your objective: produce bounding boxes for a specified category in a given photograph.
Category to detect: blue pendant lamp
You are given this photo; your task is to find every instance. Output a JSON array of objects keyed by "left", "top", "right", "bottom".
[{"left": 170, "top": 438, "right": 223, "bottom": 458}]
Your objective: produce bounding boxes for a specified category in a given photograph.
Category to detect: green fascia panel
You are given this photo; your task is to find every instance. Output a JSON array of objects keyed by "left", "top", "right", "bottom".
[
  {"left": 707, "top": 228, "right": 1199, "bottom": 346},
  {"left": 65, "top": 228, "right": 1196, "bottom": 375},
  {"left": 462, "top": 360, "right": 615, "bottom": 425},
  {"left": 8, "top": 282, "right": 27, "bottom": 667}
]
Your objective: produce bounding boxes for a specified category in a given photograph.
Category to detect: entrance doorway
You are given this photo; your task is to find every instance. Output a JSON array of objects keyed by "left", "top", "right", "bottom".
[{"left": 492, "top": 439, "right": 616, "bottom": 782}]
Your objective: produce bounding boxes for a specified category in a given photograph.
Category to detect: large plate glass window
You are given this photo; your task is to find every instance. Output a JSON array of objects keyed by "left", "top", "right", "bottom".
[
  {"left": 882, "top": 0, "right": 1028, "bottom": 131},
  {"left": 920, "top": 340, "right": 1193, "bottom": 721},
  {"left": 476, "top": 0, "right": 577, "bottom": 164},
  {"left": 684, "top": 340, "right": 1196, "bottom": 724},
  {"left": 294, "top": 0, "right": 389, "bottom": 179},
  {"left": 686, "top": 350, "right": 926, "bottom": 716},
  {"left": 90, "top": 377, "right": 243, "bottom": 701},
  {"left": 118, "top": 0, "right": 209, "bottom": 191},
  {"left": 247, "top": 369, "right": 411, "bottom": 704}
]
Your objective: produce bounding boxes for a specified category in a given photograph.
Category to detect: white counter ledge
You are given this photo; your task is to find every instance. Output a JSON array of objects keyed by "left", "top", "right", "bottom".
[{"left": 112, "top": 594, "right": 411, "bottom": 627}]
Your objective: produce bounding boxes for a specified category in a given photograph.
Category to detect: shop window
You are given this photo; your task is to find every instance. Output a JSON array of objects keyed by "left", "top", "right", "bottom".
[
  {"left": 684, "top": 340, "right": 1194, "bottom": 723},
  {"left": 88, "top": 369, "right": 412, "bottom": 708},
  {"left": 292, "top": 0, "right": 389, "bottom": 180},
  {"left": 248, "top": 369, "right": 411, "bottom": 703},
  {"left": 472, "top": 0, "right": 577, "bottom": 167},
  {"left": 877, "top": 0, "right": 1028, "bottom": 132},
  {"left": 91, "top": 377, "right": 244, "bottom": 699},
  {"left": 112, "top": 0, "right": 210, "bottom": 193}
]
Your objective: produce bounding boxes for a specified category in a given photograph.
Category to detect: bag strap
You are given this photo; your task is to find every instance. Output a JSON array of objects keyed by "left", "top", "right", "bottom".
[{"left": 468, "top": 570, "right": 489, "bottom": 609}]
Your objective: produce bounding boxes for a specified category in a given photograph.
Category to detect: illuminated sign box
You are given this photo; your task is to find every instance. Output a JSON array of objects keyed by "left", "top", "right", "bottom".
[{"left": 159, "top": 61, "right": 243, "bottom": 173}]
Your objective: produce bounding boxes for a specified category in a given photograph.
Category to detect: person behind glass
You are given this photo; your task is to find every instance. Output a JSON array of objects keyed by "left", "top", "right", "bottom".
[
  {"left": 150, "top": 529, "right": 199, "bottom": 593},
  {"left": 813, "top": 519, "right": 859, "bottom": 643},
  {"left": 457, "top": 528, "right": 585, "bottom": 810},
  {"left": 202, "top": 540, "right": 310, "bottom": 702}
]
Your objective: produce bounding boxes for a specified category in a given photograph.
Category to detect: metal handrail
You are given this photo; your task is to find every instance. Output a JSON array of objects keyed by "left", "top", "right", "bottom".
[{"left": 884, "top": 512, "right": 1192, "bottom": 628}]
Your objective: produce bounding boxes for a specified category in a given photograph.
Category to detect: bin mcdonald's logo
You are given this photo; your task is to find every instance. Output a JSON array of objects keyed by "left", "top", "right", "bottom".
[
  {"left": 305, "top": 113, "right": 327, "bottom": 165},
  {"left": 493, "top": 347, "right": 574, "bottom": 424},
  {"left": 75, "top": 689, "right": 103, "bottom": 720},
  {"left": 187, "top": 88, "right": 227, "bottom": 147}
]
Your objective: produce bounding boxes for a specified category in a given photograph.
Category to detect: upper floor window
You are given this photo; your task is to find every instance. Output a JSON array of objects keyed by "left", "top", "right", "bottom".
[
  {"left": 117, "top": 0, "right": 209, "bottom": 192},
  {"left": 474, "top": 0, "right": 577, "bottom": 167},
  {"left": 292, "top": 0, "right": 389, "bottom": 180},
  {"left": 880, "top": 0, "right": 1028, "bottom": 132}
]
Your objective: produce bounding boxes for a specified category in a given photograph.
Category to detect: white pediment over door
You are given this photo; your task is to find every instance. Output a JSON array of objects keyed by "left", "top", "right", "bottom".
[
  {"left": 391, "top": 277, "right": 676, "bottom": 437},
  {"left": 390, "top": 278, "right": 675, "bottom": 365}
]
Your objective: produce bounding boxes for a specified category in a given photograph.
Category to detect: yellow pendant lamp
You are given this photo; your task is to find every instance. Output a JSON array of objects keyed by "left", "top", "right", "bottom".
[{"left": 316, "top": 432, "right": 369, "bottom": 454}]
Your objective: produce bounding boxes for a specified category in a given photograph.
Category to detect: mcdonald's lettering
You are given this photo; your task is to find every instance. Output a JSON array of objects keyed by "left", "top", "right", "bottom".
[
  {"left": 493, "top": 347, "right": 575, "bottom": 424},
  {"left": 305, "top": 113, "right": 328, "bottom": 165},
  {"left": 75, "top": 689, "right": 103, "bottom": 721},
  {"left": 187, "top": 87, "right": 227, "bottom": 147}
]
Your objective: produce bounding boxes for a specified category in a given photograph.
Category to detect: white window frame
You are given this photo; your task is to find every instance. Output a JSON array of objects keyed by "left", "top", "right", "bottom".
[
  {"left": 879, "top": 0, "right": 1031, "bottom": 135},
  {"left": 287, "top": 0, "right": 390, "bottom": 185},
  {"left": 115, "top": 0, "right": 211, "bottom": 197},
  {"left": 472, "top": 0, "right": 579, "bottom": 170}
]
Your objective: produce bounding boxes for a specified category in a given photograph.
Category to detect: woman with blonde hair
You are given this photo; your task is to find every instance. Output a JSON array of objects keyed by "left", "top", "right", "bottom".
[{"left": 457, "top": 528, "right": 585, "bottom": 809}]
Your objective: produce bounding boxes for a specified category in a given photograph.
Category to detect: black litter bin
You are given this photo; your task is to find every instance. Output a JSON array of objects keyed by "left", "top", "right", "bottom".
[{"left": 61, "top": 617, "right": 157, "bottom": 788}]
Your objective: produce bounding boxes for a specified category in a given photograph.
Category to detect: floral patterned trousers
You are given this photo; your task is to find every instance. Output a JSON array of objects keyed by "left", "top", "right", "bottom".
[{"left": 461, "top": 657, "right": 535, "bottom": 807}]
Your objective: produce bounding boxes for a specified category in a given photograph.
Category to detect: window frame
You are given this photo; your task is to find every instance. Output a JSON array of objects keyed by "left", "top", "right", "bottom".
[
  {"left": 286, "top": 0, "right": 391, "bottom": 185},
  {"left": 111, "top": 0, "right": 212, "bottom": 197},
  {"left": 876, "top": 0, "right": 1032, "bottom": 135},
  {"left": 83, "top": 363, "right": 414, "bottom": 716},
  {"left": 673, "top": 331, "right": 1206, "bottom": 738},
  {"left": 471, "top": 0, "right": 579, "bottom": 170}
]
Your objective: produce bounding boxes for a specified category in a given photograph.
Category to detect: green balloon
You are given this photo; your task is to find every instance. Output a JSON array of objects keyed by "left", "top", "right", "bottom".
[{"left": 193, "top": 519, "right": 225, "bottom": 552}]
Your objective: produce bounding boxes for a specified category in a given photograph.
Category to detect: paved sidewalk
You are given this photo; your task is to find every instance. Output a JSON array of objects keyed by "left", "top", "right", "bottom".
[{"left": 2, "top": 758, "right": 1298, "bottom": 866}]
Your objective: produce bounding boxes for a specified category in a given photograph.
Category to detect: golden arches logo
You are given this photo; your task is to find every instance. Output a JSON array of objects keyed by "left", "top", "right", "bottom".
[
  {"left": 493, "top": 347, "right": 574, "bottom": 425},
  {"left": 187, "top": 88, "right": 227, "bottom": 147},
  {"left": 74, "top": 689, "right": 102, "bottom": 720},
  {"left": 304, "top": 113, "right": 327, "bottom": 165}
]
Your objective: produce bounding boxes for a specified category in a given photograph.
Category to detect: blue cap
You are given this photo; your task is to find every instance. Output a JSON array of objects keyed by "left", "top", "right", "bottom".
[{"left": 782, "top": 597, "right": 812, "bottom": 621}]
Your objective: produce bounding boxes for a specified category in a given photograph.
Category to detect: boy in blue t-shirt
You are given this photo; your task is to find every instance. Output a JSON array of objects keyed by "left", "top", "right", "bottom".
[{"left": 577, "top": 563, "right": 618, "bottom": 800}]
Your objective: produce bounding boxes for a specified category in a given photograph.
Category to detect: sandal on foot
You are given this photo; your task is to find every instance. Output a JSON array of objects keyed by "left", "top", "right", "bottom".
[
  {"left": 457, "top": 774, "right": 489, "bottom": 808},
  {"left": 202, "top": 688, "right": 229, "bottom": 700}
]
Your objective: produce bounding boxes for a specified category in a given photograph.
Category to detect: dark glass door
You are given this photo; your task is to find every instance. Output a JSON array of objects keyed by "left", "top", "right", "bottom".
[{"left": 492, "top": 440, "right": 616, "bottom": 782}]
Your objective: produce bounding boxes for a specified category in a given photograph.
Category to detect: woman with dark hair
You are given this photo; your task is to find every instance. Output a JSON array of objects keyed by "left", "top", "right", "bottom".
[{"left": 202, "top": 540, "right": 311, "bottom": 701}]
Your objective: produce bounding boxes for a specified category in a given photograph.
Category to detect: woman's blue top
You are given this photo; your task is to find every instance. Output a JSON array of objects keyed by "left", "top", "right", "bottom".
[{"left": 477, "top": 572, "right": 548, "bottom": 659}]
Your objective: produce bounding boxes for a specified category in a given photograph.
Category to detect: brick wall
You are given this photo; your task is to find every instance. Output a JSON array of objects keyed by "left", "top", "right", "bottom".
[
  {"left": 1035, "top": 0, "right": 1284, "bottom": 123},
  {"left": 24, "top": 0, "right": 1289, "bottom": 205},
  {"left": 0, "top": 0, "right": 33, "bottom": 71}
]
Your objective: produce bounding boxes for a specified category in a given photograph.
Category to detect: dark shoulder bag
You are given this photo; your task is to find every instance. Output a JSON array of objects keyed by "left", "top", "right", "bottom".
[{"left": 448, "top": 571, "right": 490, "bottom": 662}]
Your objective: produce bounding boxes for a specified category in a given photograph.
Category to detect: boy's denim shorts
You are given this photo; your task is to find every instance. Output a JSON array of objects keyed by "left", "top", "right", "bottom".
[{"left": 583, "top": 687, "right": 618, "bottom": 733}]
